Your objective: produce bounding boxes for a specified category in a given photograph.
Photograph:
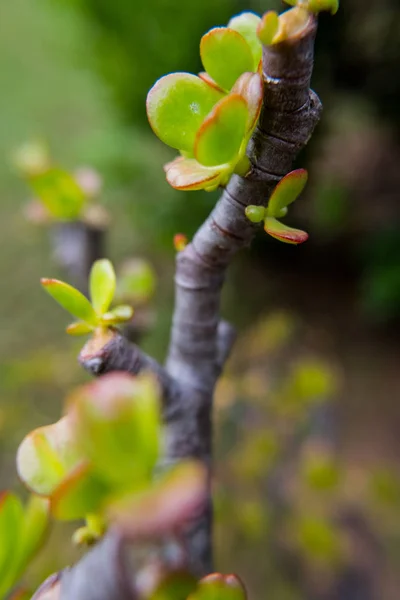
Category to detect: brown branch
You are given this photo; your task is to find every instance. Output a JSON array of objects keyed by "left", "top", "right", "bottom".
[{"left": 56, "top": 16, "right": 322, "bottom": 598}]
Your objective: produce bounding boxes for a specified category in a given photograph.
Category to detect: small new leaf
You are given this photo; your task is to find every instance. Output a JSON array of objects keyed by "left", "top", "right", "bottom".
[
  {"left": 101, "top": 305, "right": 134, "bottom": 325},
  {"left": 90, "top": 259, "right": 116, "bottom": 315},
  {"left": 41, "top": 279, "right": 98, "bottom": 325},
  {"left": 245, "top": 205, "right": 265, "bottom": 223},
  {"left": 257, "top": 11, "right": 279, "bottom": 46},
  {"left": 264, "top": 217, "right": 308, "bottom": 245},
  {"left": 267, "top": 169, "right": 308, "bottom": 217}
]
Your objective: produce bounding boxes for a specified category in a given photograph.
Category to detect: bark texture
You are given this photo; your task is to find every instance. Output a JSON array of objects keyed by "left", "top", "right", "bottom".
[{"left": 58, "top": 16, "right": 322, "bottom": 599}]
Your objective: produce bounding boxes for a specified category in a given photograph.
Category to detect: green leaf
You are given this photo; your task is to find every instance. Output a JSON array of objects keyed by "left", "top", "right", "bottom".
[
  {"left": 116, "top": 259, "right": 156, "bottom": 304},
  {"left": 189, "top": 573, "right": 247, "bottom": 600},
  {"left": 307, "top": 0, "right": 339, "bottom": 14},
  {"left": 17, "top": 417, "right": 82, "bottom": 496},
  {"left": 194, "top": 94, "right": 248, "bottom": 167},
  {"left": 51, "top": 463, "right": 110, "bottom": 521},
  {"left": 68, "top": 373, "right": 160, "bottom": 489},
  {"left": 267, "top": 169, "right": 308, "bottom": 217},
  {"left": 89, "top": 259, "right": 116, "bottom": 315},
  {"left": 30, "top": 168, "right": 86, "bottom": 220},
  {"left": 264, "top": 217, "right": 308, "bottom": 244},
  {"left": 14, "top": 496, "right": 49, "bottom": 583},
  {"left": 165, "top": 157, "right": 222, "bottom": 191},
  {"left": 231, "top": 72, "right": 263, "bottom": 132},
  {"left": 0, "top": 493, "right": 23, "bottom": 598},
  {"left": 257, "top": 11, "right": 279, "bottom": 46},
  {"left": 200, "top": 28, "right": 254, "bottom": 92},
  {"left": 227, "top": 12, "right": 262, "bottom": 70},
  {"left": 245, "top": 205, "right": 265, "bottom": 223},
  {"left": 66, "top": 322, "right": 95, "bottom": 336},
  {"left": 147, "top": 73, "right": 223, "bottom": 153},
  {"left": 41, "top": 279, "right": 98, "bottom": 325},
  {"left": 101, "top": 305, "right": 134, "bottom": 324},
  {"left": 150, "top": 572, "right": 197, "bottom": 600},
  {"left": 108, "top": 461, "right": 207, "bottom": 538}
]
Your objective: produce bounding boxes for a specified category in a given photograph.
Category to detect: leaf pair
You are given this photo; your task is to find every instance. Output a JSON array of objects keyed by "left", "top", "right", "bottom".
[
  {"left": 149, "top": 72, "right": 262, "bottom": 192},
  {"left": 245, "top": 169, "right": 309, "bottom": 244},
  {"left": 0, "top": 493, "right": 49, "bottom": 599},
  {"left": 41, "top": 259, "right": 133, "bottom": 336}
]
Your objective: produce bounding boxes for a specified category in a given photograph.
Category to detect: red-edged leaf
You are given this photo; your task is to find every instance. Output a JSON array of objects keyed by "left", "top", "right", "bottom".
[
  {"left": 146, "top": 73, "right": 223, "bottom": 153},
  {"left": 264, "top": 217, "right": 308, "bottom": 245},
  {"left": 227, "top": 12, "right": 262, "bottom": 69},
  {"left": 232, "top": 72, "right": 263, "bottom": 132},
  {"left": 200, "top": 28, "right": 254, "bottom": 92},
  {"left": 165, "top": 157, "right": 221, "bottom": 191},
  {"left": 41, "top": 279, "right": 97, "bottom": 325},
  {"left": 108, "top": 461, "right": 207, "bottom": 539},
  {"left": 257, "top": 11, "right": 279, "bottom": 46},
  {"left": 267, "top": 169, "right": 308, "bottom": 216},
  {"left": 194, "top": 94, "right": 248, "bottom": 167},
  {"left": 198, "top": 72, "right": 225, "bottom": 93}
]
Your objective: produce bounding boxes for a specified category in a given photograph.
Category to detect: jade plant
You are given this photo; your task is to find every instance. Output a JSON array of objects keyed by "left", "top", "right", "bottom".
[{"left": 6, "top": 0, "right": 344, "bottom": 598}]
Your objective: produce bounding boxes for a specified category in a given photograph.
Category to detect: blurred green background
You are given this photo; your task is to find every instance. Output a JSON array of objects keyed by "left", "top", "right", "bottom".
[{"left": 1, "top": 0, "right": 400, "bottom": 598}]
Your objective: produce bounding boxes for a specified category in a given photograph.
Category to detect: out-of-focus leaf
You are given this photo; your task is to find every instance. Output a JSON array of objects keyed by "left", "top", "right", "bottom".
[
  {"left": 102, "top": 305, "right": 134, "bottom": 324},
  {"left": 41, "top": 279, "right": 98, "bottom": 325},
  {"left": 227, "top": 12, "right": 262, "bottom": 69},
  {"left": 174, "top": 234, "right": 189, "bottom": 252},
  {"left": 257, "top": 11, "right": 279, "bottom": 46},
  {"left": 116, "top": 259, "right": 156, "bottom": 304},
  {"left": 284, "top": 0, "right": 339, "bottom": 14},
  {"left": 264, "top": 217, "right": 308, "bottom": 244},
  {"left": 68, "top": 373, "right": 160, "bottom": 488},
  {"left": 267, "top": 169, "right": 308, "bottom": 217},
  {"left": 150, "top": 572, "right": 197, "bottom": 600},
  {"left": 147, "top": 73, "right": 223, "bottom": 153},
  {"left": 50, "top": 463, "right": 109, "bottom": 521},
  {"left": 200, "top": 28, "right": 254, "bottom": 92},
  {"left": 89, "top": 259, "right": 116, "bottom": 315},
  {"left": 0, "top": 493, "right": 23, "bottom": 597},
  {"left": 16, "top": 496, "right": 50, "bottom": 579},
  {"left": 66, "top": 322, "right": 95, "bottom": 336},
  {"left": 189, "top": 573, "right": 247, "bottom": 600},
  {"left": 293, "top": 516, "right": 341, "bottom": 564},
  {"left": 17, "top": 417, "right": 82, "bottom": 496},
  {"left": 231, "top": 72, "right": 263, "bottom": 132},
  {"left": 194, "top": 94, "right": 248, "bottom": 167},
  {"left": 165, "top": 157, "right": 221, "bottom": 191},
  {"left": 108, "top": 461, "right": 207, "bottom": 538},
  {"left": 13, "top": 141, "right": 50, "bottom": 176},
  {"left": 30, "top": 168, "right": 86, "bottom": 220}
]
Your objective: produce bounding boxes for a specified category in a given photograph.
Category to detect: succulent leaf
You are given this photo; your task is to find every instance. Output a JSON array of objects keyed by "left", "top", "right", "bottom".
[
  {"left": 90, "top": 259, "right": 116, "bottom": 315},
  {"left": 41, "top": 279, "right": 98, "bottom": 325},
  {"left": 245, "top": 205, "right": 265, "bottom": 223},
  {"left": 194, "top": 94, "right": 248, "bottom": 167},
  {"left": 67, "top": 373, "right": 160, "bottom": 488},
  {"left": 116, "top": 259, "right": 156, "bottom": 304},
  {"left": 189, "top": 573, "right": 247, "bottom": 600},
  {"left": 17, "top": 417, "right": 82, "bottom": 496},
  {"left": 30, "top": 168, "right": 86, "bottom": 221},
  {"left": 227, "top": 12, "right": 262, "bottom": 70},
  {"left": 257, "top": 11, "right": 279, "bottom": 46},
  {"left": 267, "top": 169, "right": 308, "bottom": 217},
  {"left": 101, "top": 305, "right": 134, "bottom": 324},
  {"left": 146, "top": 73, "right": 223, "bottom": 153},
  {"left": 200, "top": 28, "right": 254, "bottom": 92},
  {"left": 165, "top": 157, "right": 222, "bottom": 191},
  {"left": 264, "top": 217, "right": 308, "bottom": 244},
  {"left": 231, "top": 72, "right": 263, "bottom": 133},
  {"left": 66, "top": 322, "right": 95, "bottom": 336}
]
